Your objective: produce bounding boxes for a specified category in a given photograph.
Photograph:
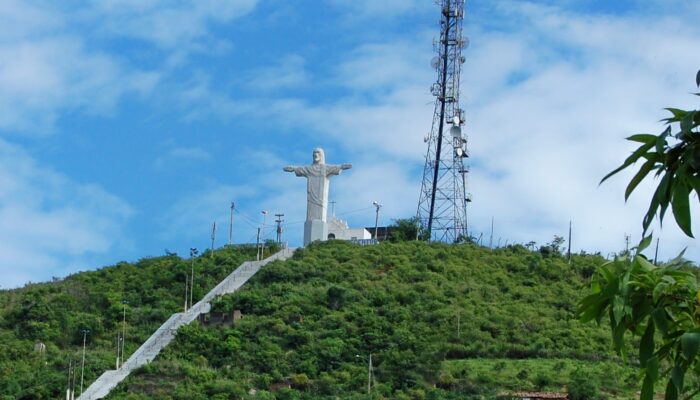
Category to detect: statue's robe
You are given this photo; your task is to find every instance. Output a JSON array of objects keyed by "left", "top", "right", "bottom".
[{"left": 290, "top": 164, "right": 343, "bottom": 222}]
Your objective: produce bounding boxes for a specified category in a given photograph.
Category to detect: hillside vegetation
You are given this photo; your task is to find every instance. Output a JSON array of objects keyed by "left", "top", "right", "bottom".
[
  {"left": 98, "top": 241, "right": 639, "bottom": 399},
  {"left": 0, "top": 245, "right": 274, "bottom": 399}
]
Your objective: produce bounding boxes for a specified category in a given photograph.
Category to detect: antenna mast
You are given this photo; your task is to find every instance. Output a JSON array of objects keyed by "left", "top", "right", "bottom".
[{"left": 417, "top": 0, "right": 470, "bottom": 243}]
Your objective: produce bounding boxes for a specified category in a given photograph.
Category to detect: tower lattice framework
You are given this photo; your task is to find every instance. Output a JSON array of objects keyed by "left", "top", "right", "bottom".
[{"left": 417, "top": 0, "right": 470, "bottom": 243}]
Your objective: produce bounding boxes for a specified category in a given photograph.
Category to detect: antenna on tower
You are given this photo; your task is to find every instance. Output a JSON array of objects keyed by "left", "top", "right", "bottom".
[{"left": 417, "top": 0, "right": 470, "bottom": 243}]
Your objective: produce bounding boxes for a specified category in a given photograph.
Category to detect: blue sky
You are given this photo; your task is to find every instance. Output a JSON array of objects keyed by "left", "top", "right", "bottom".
[{"left": 0, "top": 0, "right": 699, "bottom": 287}]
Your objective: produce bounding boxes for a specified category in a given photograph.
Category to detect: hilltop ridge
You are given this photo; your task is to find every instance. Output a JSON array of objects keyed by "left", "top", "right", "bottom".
[
  {"left": 0, "top": 241, "right": 641, "bottom": 399},
  {"left": 109, "top": 241, "right": 636, "bottom": 399}
]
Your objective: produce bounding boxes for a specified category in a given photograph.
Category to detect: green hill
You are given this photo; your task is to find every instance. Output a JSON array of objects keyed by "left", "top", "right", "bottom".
[
  {"left": 0, "top": 245, "right": 275, "bottom": 399},
  {"left": 0, "top": 241, "right": 639, "bottom": 399},
  {"left": 115, "top": 241, "right": 636, "bottom": 399}
]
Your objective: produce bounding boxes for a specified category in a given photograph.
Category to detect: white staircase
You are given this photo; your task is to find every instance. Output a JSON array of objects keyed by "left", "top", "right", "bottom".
[{"left": 77, "top": 247, "right": 295, "bottom": 400}]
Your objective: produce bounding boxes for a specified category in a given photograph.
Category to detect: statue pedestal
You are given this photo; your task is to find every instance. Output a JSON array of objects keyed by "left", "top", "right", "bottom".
[{"left": 304, "top": 220, "right": 327, "bottom": 246}]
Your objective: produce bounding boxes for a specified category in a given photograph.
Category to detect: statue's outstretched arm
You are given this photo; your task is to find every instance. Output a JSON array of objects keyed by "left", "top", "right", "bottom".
[
  {"left": 326, "top": 163, "right": 351, "bottom": 177},
  {"left": 284, "top": 166, "right": 309, "bottom": 177}
]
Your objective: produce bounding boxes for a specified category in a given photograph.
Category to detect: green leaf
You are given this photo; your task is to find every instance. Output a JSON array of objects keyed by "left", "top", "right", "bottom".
[
  {"left": 600, "top": 141, "right": 655, "bottom": 184},
  {"left": 656, "top": 172, "right": 673, "bottom": 225},
  {"left": 656, "top": 126, "right": 671, "bottom": 154},
  {"left": 680, "top": 111, "right": 696, "bottom": 136},
  {"left": 627, "top": 134, "right": 658, "bottom": 144},
  {"left": 637, "top": 256, "right": 657, "bottom": 272},
  {"left": 637, "top": 235, "right": 653, "bottom": 253},
  {"left": 641, "top": 376, "right": 654, "bottom": 400},
  {"left": 647, "top": 356, "right": 659, "bottom": 381},
  {"left": 665, "top": 378, "right": 678, "bottom": 400},
  {"left": 652, "top": 308, "right": 668, "bottom": 334},
  {"left": 653, "top": 282, "right": 669, "bottom": 304},
  {"left": 689, "top": 176, "right": 700, "bottom": 196},
  {"left": 626, "top": 160, "right": 656, "bottom": 200},
  {"left": 641, "top": 358, "right": 658, "bottom": 400},
  {"left": 612, "top": 318, "right": 627, "bottom": 354},
  {"left": 671, "top": 365, "right": 684, "bottom": 392},
  {"left": 613, "top": 296, "right": 624, "bottom": 324},
  {"left": 665, "top": 108, "right": 688, "bottom": 120},
  {"left": 639, "top": 320, "right": 655, "bottom": 367},
  {"left": 643, "top": 187, "right": 662, "bottom": 234},
  {"left": 681, "top": 332, "right": 700, "bottom": 361},
  {"left": 671, "top": 182, "right": 693, "bottom": 237}
]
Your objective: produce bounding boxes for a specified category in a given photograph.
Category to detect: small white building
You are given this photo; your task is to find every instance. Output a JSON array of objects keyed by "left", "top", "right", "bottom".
[{"left": 327, "top": 216, "right": 372, "bottom": 241}]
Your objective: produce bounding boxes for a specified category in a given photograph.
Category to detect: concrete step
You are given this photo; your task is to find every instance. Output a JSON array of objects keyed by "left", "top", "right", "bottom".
[{"left": 77, "top": 247, "right": 295, "bottom": 400}]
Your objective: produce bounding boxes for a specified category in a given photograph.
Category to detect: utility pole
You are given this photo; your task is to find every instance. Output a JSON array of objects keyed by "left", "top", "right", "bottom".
[
  {"left": 567, "top": 220, "right": 572, "bottom": 264},
  {"left": 80, "top": 329, "right": 89, "bottom": 396},
  {"left": 330, "top": 200, "right": 336, "bottom": 217},
  {"left": 367, "top": 353, "right": 373, "bottom": 395},
  {"left": 256, "top": 227, "right": 261, "bottom": 261},
  {"left": 229, "top": 201, "right": 235, "bottom": 246},
  {"left": 457, "top": 311, "right": 461, "bottom": 338},
  {"left": 275, "top": 214, "right": 284, "bottom": 244},
  {"left": 372, "top": 201, "right": 382, "bottom": 240},
  {"left": 71, "top": 357, "right": 77, "bottom": 400},
  {"left": 489, "top": 216, "right": 494, "bottom": 249},
  {"left": 120, "top": 300, "right": 128, "bottom": 368},
  {"left": 183, "top": 273, "right": 188, "bottom": 312},
  {"left": 261, "top": 211, "right": 268, "bottom": 259},
  {"left": 210, "top": 221, "right": 216, "bottom": 257},
  {"left": 67, "top": 359, "right": 73, "bottom": 400},
  {"left": 624, "top": 234, "right": 631, "bottom": 254},
  {"left": 189, "top": 248, "right": 198, "bottom": 310},
  {"left": 115, "top": 332, "right": 121, "bottom": 370}
]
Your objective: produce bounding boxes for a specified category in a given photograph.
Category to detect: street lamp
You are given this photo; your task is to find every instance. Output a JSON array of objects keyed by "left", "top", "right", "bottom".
[
  {"left": 189, "top": 248, "right": 198, "bottom": 310},
  {"left": 356, "top": 353, "right": 374, "bottom": 395},
  {"left": 120, "top": 300, "right": 128, "bottom": 368},
  {"left": 80, "top": 329, "right": 90, "bottom": 396}
]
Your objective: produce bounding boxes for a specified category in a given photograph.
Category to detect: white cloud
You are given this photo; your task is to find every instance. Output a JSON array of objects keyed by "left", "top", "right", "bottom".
[
  {"left": 89, "top": 0, "right": 258, "bottom": 49},
  {"left": 234, "top": 1, "right": 700, "bottom": 261},
  {"left": 329, "top": 0, "right": 430, "bottom": 19},
  {"left": 0, "top": 140, "right": 133, "bottom": 288},
  {"left": 0, "top": 36, "right": 159, "bottom": 133},
  {"left": 0, "top": 0, "right": 63, "bottom": 40},
  {"left": 247, "top": 54, "right": 308, "bottom": 92},
  {"left": 0, "top": 0, "right": 260, "bottom": 134},
  {"left": 154, "top": 145, "right": 211, "bottom": 169},
  {"left": 334, "top": 39, "right": 434, "bottom": 92},
  {"left": 461, "top": 1, "right": 700, "bottom": 260},
  {"left": 160, "top": 183, "right": 259, "bottom": 243}
]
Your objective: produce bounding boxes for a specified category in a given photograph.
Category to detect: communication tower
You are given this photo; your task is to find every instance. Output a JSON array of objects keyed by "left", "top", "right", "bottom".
[{"left": 416, "top": 0, "right": 471, "bottom": 242}]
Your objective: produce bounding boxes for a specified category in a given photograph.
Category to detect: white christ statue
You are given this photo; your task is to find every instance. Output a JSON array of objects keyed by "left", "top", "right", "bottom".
[{"left": 284, "top": 148, "right": 352, "bottom": 245}]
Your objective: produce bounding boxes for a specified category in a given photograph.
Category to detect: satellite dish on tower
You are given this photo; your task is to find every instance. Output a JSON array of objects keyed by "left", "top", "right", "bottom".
[
  {"left": 457, "top": 36, "right": 470, "bottom": 49},
  {"left": 431, "top": 57, "right": 440, "bottom": 70}
]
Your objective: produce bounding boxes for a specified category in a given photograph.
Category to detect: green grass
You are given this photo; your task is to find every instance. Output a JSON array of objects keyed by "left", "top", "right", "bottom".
[{"left": 442, "top": 358, "right": 638, "bottom": 399}]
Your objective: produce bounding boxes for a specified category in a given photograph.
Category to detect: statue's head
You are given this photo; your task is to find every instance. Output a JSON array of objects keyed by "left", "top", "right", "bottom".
[{"left": 312, "top": 148, "right": 325, "bottom": 164}]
